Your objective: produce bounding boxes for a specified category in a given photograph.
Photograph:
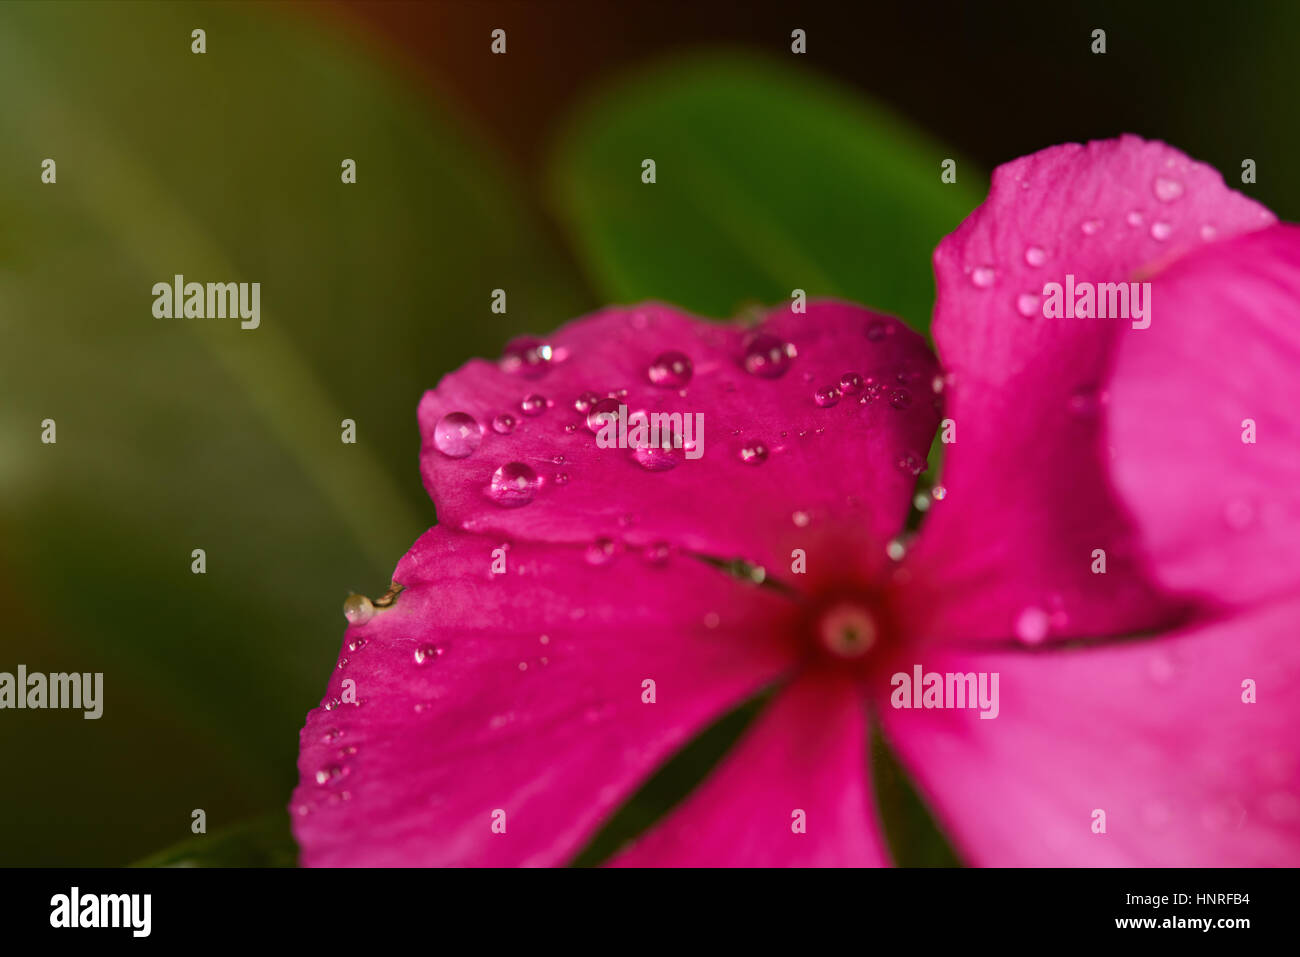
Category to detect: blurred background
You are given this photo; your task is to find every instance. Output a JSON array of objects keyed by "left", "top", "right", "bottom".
[{"left": 1, "top": 0, "right": 1295, "bottom": 865}]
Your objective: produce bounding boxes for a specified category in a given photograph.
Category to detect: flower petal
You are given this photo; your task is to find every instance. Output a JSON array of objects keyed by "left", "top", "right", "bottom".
[
  {"left": 417, "top": 301, "right": 939, "bottom": 574},
  {"left": 292, "top": 526, "right": 799, "bottom": 866},
  {"left": 878, "top": 597, "right": 1300, "bottom": 866},
  {"left": 611, "top": 671, "right": 889, "bottom": 866},
  {"left": 1108, "top": 224, "right": 1300, "bottom": 607},
  {"left": 907, "top": 136, "right": 1274, "bottom": 641}
]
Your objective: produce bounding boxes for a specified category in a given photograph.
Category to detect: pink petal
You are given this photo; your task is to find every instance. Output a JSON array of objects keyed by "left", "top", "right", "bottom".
[
  {"left": 1108, "top": 224, "right": 1300, "bottom": 607},
  {"left": 611, "top": 671, "right": 889, "bottom": 867},
  {"left": 878, "top": 597, "right": 1300, "bottom": 866},
  {"left": 417, "top": 301, "right": 939, "bottom": 574},
  {"left": 907, "top": 136, "right": 1275, "bottom": 641},
  {"left": 292, "top": 526, "right": 799, "bottom": 866}
]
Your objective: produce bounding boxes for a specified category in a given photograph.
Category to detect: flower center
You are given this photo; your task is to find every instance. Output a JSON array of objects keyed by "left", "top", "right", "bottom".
[{"left": 817, "top": 601, "right": 878, "bottom": 659}]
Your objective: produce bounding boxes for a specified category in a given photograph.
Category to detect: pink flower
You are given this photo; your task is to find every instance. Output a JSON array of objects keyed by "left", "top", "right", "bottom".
[{"left": 292, "top": 136, "right": 1300, "bottom": 866}]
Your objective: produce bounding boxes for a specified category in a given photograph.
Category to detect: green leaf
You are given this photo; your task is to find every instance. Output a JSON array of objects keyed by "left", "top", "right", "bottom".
[
  {"left": 134, "top": 813, "right": 297, "bottom": 868},
  {"left": 0, "top": 0, "right": 591, "bottom": 865},
  {"left": 548, "top": 52, "right": 983, "bottom": 333}
]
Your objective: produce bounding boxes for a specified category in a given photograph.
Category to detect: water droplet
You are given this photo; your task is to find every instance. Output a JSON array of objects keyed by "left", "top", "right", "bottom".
[
  {"left": 930, "top": 485, "right": 947, "bottom": 501},
  {"left": 322, "top": 728, "right": 342, "bottom": 743},
  {"left": 1014, "top": 606, "right": 1050, "bottom": 645},
  {"left": 1200, "top": 224, "right": 1217, "bottom": 241},
  {"left": 1150, "top": 221, "right": 1172, "bottom": 241},
  {"left": 586, "top": 397, "right": 621, "bottom": 433},
  {"left": 488, "top": 462, "right": 541, "bottom": 508},
  {"left": 631, "top": 446, "right": 678, "bottom": 471},
  {"left": 347, "top": 637, "right": 366, "bottom": 652},
  {"left": 814, "top": 385, "right": 840, "bottom": 408},
  {"left": 1153, "top": 176, "right": 1184, "bottom": 202},
  {"left": 1081, "top": 218, "right": 1103, "bottom": 236},
  {"left": 315, "top": 765, "right": 345, "bottom": 786},
  {"left": 970, "top": 266, "right": 996, "bottom": 288},
  {"left": 1126, "top": 210, "right": 1144, "bottom": 227},
  {"left": 863, "top": 379, "right": 883, "bottom": 401},
  {"left": 573, "top": 391, "right": 601, "bottom": 414},
  {"left": 888, "top": 388, "right": 912, "bottom": 409},
  {"left": 1016, "top": 293, "right": 1040, "bottom": 318},
  {"left": 643, "top": 541, "right": 672, "bottom": 564},
  {"left": 342, "top": 594, "right": 374, "bottom": 625},
  {"left": 647, "top": 350, "right": 694, "bottom": 388},
  {"left": 585, "top": 537, "right": 617, "bottom": 566},
  {"left": 742, "top": 334, "right": 797, "bottom": 378},
  {"left": 553, "top": 471, "right": 569, "bottom": 486},
  {"left": 519, "top": 394, "right": 547, "bottom": 417},
  {"left": 792, "top": 510, "right": 810, "bottom": 527},
  {"left": 865, "top": 321, "right": 888, "bottom": 341},
  {"left": 433, "top": 411, "right": 483, "bottom": 459},
  {"left": 738, "top": 441, "right": 769, "bottom": 465},
  {"left": 896, "top": 452, "right": 923, "bottom": 476},
  {"left": 500, "top": 337, "right": 553, "bottom": 378},
  {"left": 413, "top": 644, "right": 444, "bottom": 666},
  {"left": 838, "top": 372, "right": 863, "bottom": 395},
  {"left": 1024, "top": 245, "right": 1047, "bottom": 267},
  {"left": 885, "top": 538, "right": 906, "bottom": 561},
  {"left": 492, "top": 413, "right": 516, "bottom": 435}
]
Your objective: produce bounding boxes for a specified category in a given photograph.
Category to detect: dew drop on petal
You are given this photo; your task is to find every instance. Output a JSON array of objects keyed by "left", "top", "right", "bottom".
[
  {"left": 573, "top": 391, "right": 601, "bottom": 414},
  {"left": 1081, "top": 218, "right": 1103, "bottom": 236},
  {"left": 1150, "top": 221, "right": 1173, "bottom": 241},
  {"left": 814, "top": 385, "right": 840, "bottom": 408},
  {"left": 838, "top": 372, "right": 863, "bottom": 395},
  {"left": 885, "top": 538, "right": 907, "bottom": 561},
  {"left": 643, "top": 541, "right": 672, "bottom": 564},
  {"left": 888, "top": 388, "right": 912, "bottom": 410},
  {"left": 519, "top": 394, "right": 547, "bottom": 417},
  {"left": 930, "top": 484, "right": 947, "bottom": 501},
  {"left": 792, "top": 510, "right": 810, "bottom": 527},
  {"left": 433, "top": 411, "right": 483, "bottom": 459},
  {"left": 896, "top": 453, "right": 923, "bottom": 476},
  {"left": 499, "top": 337, "right": 553, "bottom": 378},
  {"left": 492, "top": 413, "right": 516, "bottom": 435},
  {"left": 1014, "top": 606, "right": 1050, "bottom": 645},
  {"left": 742, "top": 334, "right": 797, "bottom": 378},
  {"left": 1024, "top": 245, "right": 1047, "bottom": 267},
  {"left": 1126, "top": 210, "right": 1144, "bottom": 227},
  {"left": 631, "top": 446, "right": 678, "bottom": 471},
  {"left": 738, "top": 441, "right": 769, "bottom": 465},
  {"left": 553, "top": 471, "right": 569, "bottom": 486},
  {"left": 1016, "top": 293, "right": 1040, "bottom": 318},
  {"left": 342, "top": 593, "right": 374, "bottom": 625},
  {"left": 586, "top": 397, "right": 621, "bottom": 433},
  {"left": 648, "top": 350, "right": 693, "bottom": 388},
  {"left": 1200, "top": 224, "right": 1217, "bottom": 241},
  {"left": 413, "top": 644, "right": 445, "bottom": 666},
  {"left": 970, "top": 266, "right": 996, "bottom": 288},
  {"left": 585, "top": 537, "right": 617, "bottom": 566},
  {"left": 1153, "top": 176, "right": 1184, "bottom": 202},
  {"left": 488, "top": 462, "right": 541, "bottom": 507}
]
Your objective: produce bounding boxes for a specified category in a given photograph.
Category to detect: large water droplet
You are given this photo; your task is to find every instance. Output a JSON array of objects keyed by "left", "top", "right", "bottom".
[
  {"left": 647, "top": 350, "right": 694, "bottom": 388},
  {"left": 488, "top": 462, "right": 541, "bottom": 507},
  {"left": 738, "top": 441, "right": 769, "bottom": 465},
  {"left": 814, "top": 385, "right": 840, "bottom": 408},
  {"left": 586, "top": 397, "right": 621, "bottom": 433},
  {"left": 342, "top": 594, "right": 374, "bottom": 625},
  {"left": 1014, "top": 606, "right": 1050, "bottom": 645},
  {"left": 742, "top": 334, "right": 796, "bottom": 378},
  {"left": 970, "top": 266, "right": 996, "bottom": 288},
  {"left": 500, "top": 337, "right": 553, "bottom": 378},
  {"left": 433, "top": 411, "right": 483, "bottom": 459},
  {"left": 1024, "top": 245, "right": 1047, "bottom": 267},
  {"left": 1153, "top": 176, "right": 1184, "bottom": 202},
  {"left": 519, "top": 394, "right": 547, "bottom": 417}
]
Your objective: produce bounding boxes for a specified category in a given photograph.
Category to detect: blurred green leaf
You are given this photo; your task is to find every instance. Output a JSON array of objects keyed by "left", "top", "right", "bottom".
[
  {"left": 548, "top": 52, "right": 983, "bottom": 332},
  {"left": 0, "top": 0, "right": 590, "bottom": 864},
  {"left": 134, "top": 812, "right": 297, "bottom": 868}
]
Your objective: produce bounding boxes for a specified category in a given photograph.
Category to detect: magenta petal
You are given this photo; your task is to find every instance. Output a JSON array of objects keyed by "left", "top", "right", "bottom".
[
  {"left": 291, "top": 527, "right": 799, "bottom": 866},
  {"left": 417, "top": 301, "right": 939, "bottom": 573},
  {"left": 1108, "top": 224, "right": 1300, "bottom": 607},
  {"left": 878, "top": 598, "right": 1300, "bottom": 866},
  {"left": 907, "top": 136, "right": 1275, "bottom": 642},
  {"left": 610, "top": 673, "right": 889, "bottom": 867}
]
